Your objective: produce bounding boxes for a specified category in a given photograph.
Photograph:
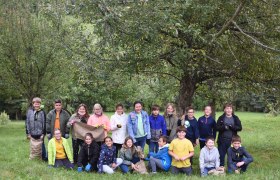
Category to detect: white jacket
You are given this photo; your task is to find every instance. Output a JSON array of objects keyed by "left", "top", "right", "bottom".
[{"left": 110, "top": 112, "right": 128, "bottom": 144}]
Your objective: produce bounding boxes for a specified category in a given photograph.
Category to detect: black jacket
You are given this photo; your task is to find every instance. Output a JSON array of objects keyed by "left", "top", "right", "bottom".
[
  {"left": 216, "top": 113, "right": 242, "bottom": 143},
  {"left": 77, "top": 141, "right": 100, "bottom": 167}
]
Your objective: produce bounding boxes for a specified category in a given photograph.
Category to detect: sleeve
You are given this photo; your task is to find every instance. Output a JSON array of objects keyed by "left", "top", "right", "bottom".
[
  {"left": 177, "top": 119, "right": 182, "bottom": 126},
  {"left": 87, "top": 115, "right": 94, "bottom": 126},
  {"left": 169, "top": 141, "right": 174, "bottom": 151},
  {"left": 231, "top": 115, "right": 242, "bottom": 132},
  {"left": 127, "top": 114, "right": 136, "bottom": 142},
  {"left": 46, "top": 112, "right": 51, "bottom": 134},
  {"left": 162, "top": 116, "right": 167, "bottom": 135},
  {"left": 119, "top": 149, "right": 132, "bottom": 165},
  {"left": 41, "top": 111, "right": 46, "bottom": 135},
  {"left": 90, "top": 144, "right": 100, "bottom": 165},
  {"left": 98, "top": 149, "right": 105, "bottom": 173},
  {"left": 65, "top": 112, "right": 71, "bottom": 134},
  {"left": 26, "top": 110, "right": 31, "bottom": 135},
  {"left": 146, "top": 113, "right": 151, "bottom": 139},
  {"left": 77, "top": 146, "right": 85, "bottom": 167},
  {"left": 213, "top": 119, "right": 217, "bottom": 140},
  {"left": 105, "top": 116, "right": 111, "bottom": 132},
  {"left": 199, "top": 149, "right": 205, "bottom": 170},
  {"left": 216, "top": 116, "right": 226, "bottom": 132},
  {"left": 110, "top": 115, "right": 118, "bottom": 131},
  {"left": 194, "top": 120, "right": 199, "bottom": 139},
  {"left": 48, "top": 140, "right": 54, "bottom": 165},
  {"left": 227, "top": 148, "right": 236, "bottom": 170},
  {"left": 67, "top": 114, "right": 76, "bottom": 128},
  {"left": 243, "top": 148, "right": 253, "bottom": 164},
  {"left": 188, "top": 141, "right": 194, "bottom": 152}
]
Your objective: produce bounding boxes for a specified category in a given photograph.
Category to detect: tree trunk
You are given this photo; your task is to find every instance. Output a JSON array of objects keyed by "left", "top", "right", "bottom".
[{"left": 177, "top": 75, "right": 197, "bottom": 116}]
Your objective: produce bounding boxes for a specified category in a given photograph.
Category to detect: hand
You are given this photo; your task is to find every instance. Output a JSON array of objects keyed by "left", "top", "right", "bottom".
[
  {"left": 40, "top": 135, "right": 44, "bottom": 140},
  {"left": 217, "top": 166, "right": 224, "bottom": 171},
  {"left": 102, "top": 124, "right": 107, "bottom": 130},
  {"left": 70, "top": 120, "right": 76, "bottom": 125},
  {"left": 117, "top": 124, "right": 122, "bottom": 128},
  {"left": 27, "top": 134, "right": 31, "bottom": 140},
  {"left": 77, "top": 167, "right": 83, "bottom": 172},
  {"left": 236, "top": 161, "right": 245, "bottom": 167},
  {"left": 85, "top": 163, "right": 91, "bottom": 171},
  {"left": 180, "top": 156, "right": 188, "bottom": 161},
  {"left": 131, "top": 163, "right": 137, "bottom": 170},
  {"left": 174, "top": 155, "right": 180, "bottom": 161},
  {"left": 229, "top": 125, "right": 234, "bottom": 130},
  {"left": 225, "top": 125, "right": 229, "bottom": 130},
  {"left": 146, "top": 139, "right": 150, "bottom": 145},
  {"left": 65, "top": 134, "right": 69, "bottom": 139},
  {"left": 195, "top": 139, "right": 199, "bottom": 147},
  {"left": 111, "top": 163, "right": 117, "bottom": 168},
  {"left": 47, "top": 133, "right": 52, "bottom": 139}
]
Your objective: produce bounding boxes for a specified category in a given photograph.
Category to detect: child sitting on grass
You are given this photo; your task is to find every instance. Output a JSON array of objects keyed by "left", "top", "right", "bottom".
[
  {"left": 77, "top": 133, "right": 100, "bottom": 172},
  {"left": 148, "top": 136, "right": 171, "bottom": 173},
  {"left": 227, "top": 135, "right": 253, "bottom": 174},
  {"left": 168, "top": 126, "right": 194, "bottom": 175}
]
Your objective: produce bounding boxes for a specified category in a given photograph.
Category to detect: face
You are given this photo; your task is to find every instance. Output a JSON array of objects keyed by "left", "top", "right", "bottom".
[
  {"left": 94, "top": 107, "right": 102, "bottom": 115},
  {"left": 224, "top": 106, "right": 233, "bottom": 116},
  {"left": 54, "top": 103, "right": 62, "bottom": 112},
  {"left": 187, "top": 109, "right": 194, "bottom": 119},
  {"left": 134, "top": 103, "right": 142, "bottom": 113},
  {"left": 85, "top": 135, "right": 92, "bottom": 145},
  {"left": 152, "top": 109, "right": 159, "bottom": 116},
  {"left": 126, "top": 139, "right": 133, "bottom": 148},
  {"left": 78, "top": 106, "right": 86, "bottom": 116},
  {"left": 116, "top": 106, "right": 124, "bottom": 115},
  {"left": 232, "top": 141, "right": 241, "bottom": 149},
  {"left": 166, "top": 106, "right": 174, "bottom": 114},
  {"left": 204, "top": 106, "right": 212, "bottom": 116},
  {"left": 158, "top": 138, "right": 166, "bottom": 147},
  {"left": 105, "top": 138, "right": 113, "bottom": 147},
  {"left": 177, "top": 131, "right": 186, "bottom": 139},
  {"left": 54, "top": 130, "right": 61, "bottom": 140},
  {"left": 33, "top": 102, "right": 41, "bottom": 110},
  {"left": 206, "top": 139, "right": 215, "bottom": 149}
]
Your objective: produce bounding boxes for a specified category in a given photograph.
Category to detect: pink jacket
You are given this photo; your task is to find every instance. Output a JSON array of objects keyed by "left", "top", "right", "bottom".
[{"left": 87, "top": 114, "right": 111, "bottom": 137}]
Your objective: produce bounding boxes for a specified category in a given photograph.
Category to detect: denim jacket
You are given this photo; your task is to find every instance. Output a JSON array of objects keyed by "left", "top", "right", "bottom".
[{"left": 127, "top": 110, "right": 151, "bottom": 142}]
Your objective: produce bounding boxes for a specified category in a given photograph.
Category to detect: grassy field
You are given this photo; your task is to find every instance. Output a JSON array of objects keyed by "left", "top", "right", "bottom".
[{"left": 0, "top": 112, "right": 280, "bottom": 179}]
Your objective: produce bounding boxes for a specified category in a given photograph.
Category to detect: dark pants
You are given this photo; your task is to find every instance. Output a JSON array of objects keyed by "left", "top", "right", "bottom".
[
  {"left": 119, "top": 157, "right": 140, "bottom": 173},
  {"left": 72, "top": 138, "right": 84, "bottom": 164},
  {"left": 113, "top": 143, "right": 123, "bottom": 158},
  {"left": 54, "top": 158, "right": 74, "bottom": 169},
  {"left": 148, "top": 156, "right": 164, "bottom": 172},
  {"left": 218, "top": 138, "right": 232, "bottom": 166},
  {"left": 42, "top": 142, "right": 47, "bottom": 161},
  {"left": 199, "top": 140, "right": 206, "bottom": 149},
  {"left": 134, "top": 135, "right": 147, "bottom": 151},
  {"left": 171, "top": 166, "right": 192, "bottom": 175},
  {"left": 149, "top": 141, "right": 159, "bottom": 154},
  {"left": 228, "top": 158, "right": 251, "bottom": 173}
]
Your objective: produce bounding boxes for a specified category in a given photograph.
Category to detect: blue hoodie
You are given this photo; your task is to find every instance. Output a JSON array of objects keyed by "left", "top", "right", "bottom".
[
  {"left": 149, "top": 144, "right": 171, "bottom": 171},
  {"left": 98, "top": 144, "right": 116, "bottom": 173},
  {"left": 149, "top": 114, "right": 167, "bottom": 142},
  {"left": 198, "top": 115, "right": 216, "bottom": 141}
]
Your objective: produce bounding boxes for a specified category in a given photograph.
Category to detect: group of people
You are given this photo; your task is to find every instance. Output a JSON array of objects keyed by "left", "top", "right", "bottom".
[{"left": 26, "top": 98, "right": 253, "bottom": 176}]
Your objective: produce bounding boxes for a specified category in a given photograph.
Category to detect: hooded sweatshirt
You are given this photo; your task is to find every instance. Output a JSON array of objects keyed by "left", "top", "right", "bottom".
[
  {"left": 227, "top": 146, "right": 253, "bottom": 170},
  {"left": 110, "top": 112, "right": 128, "bottom": 144},
  {"left": 199, "top": 146, "right": 220, "bottom": 170},
  {"left": 149, "top": 144, "right": 171, "bottom": 171}
]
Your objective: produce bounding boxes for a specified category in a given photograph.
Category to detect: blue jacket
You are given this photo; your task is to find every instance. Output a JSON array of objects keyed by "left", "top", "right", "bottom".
[
  {"left": 98, "top": 144, "right": 117, "bottom": 173},
  {"left": 127, "top": 110, "right": 151, "bottom": 142},
  {"left": 198, "top": 115, "right": 216, "bottom": 140},
  {"left": 149, "top": 144, "right": 171, "bottom": 171},
  {"left": 149, "top": 115, "right": 167, "bottom": 142},
  {"left": 178, "top": 117, "right": 199, "bottom": 143}
]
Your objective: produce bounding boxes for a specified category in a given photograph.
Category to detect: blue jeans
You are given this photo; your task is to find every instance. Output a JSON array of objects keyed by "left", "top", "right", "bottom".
[
  {"left": 201, "top": 167, "right": 215, "bottom": 176},
  {"left": 134, "top": 135, "right": 147, "bottom": 150},
  {"left": 42, "top": 142, "right": 47, "bottom": 160},
  {"left": 149, "top": 141, "right": 159, "bottom": 154},
  {"left": 120, "top": 157, "right": 140, "bottom": 173},
  {"left": 218, "top": 138, "right": 232, "bottom": 166},
  {"left": 228, "top": 158, "right": 250, "bottom": 173}
]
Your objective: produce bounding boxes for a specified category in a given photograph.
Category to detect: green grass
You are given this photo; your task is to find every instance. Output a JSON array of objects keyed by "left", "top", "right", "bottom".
[{"left": 1, "top": 112, "right": 280, "bottom": 179}]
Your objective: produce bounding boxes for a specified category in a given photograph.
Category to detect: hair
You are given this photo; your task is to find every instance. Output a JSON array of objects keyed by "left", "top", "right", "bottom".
[
  {"left": 232, "top": 135, "right": 241, "bottom": 143},
  {"left": 104, "top": 136, "right": 113, "bottom": 142},
  {"left": 54, "top": 128, "right": 60, "bottom": 133},
  {"left": 205, "top": 136, "right": 215, "bottom": 143},
  {"left": 133, "top": 101, "right": 143, "bottom": 108},
  {"left": 76, "top": 103, "right": 90, "bottom": 119},
  {"left": 93, "top": 103, "right": 103, "bottom": 111},
  {"left": 115, "top": 103, "right": 124, "bottom": 109},
  {"left": 186, "top": 106, "right": 194, "bottom": 113},
  {"left": 84, "top": 132, "right": 94, "bottom": 141},
  {"left": 224, "top": 103, "right": 234, "bottom": 112},
  {"left": 151, "top": 104, "right": 160, "bottom": 111},
  {"left": 159, "top": 136, "right": 168, "bottom": 143},
  {"left": 54, "top": 99, "right": 62, "bottom": 104},
  {"left": 204, "top": 105, "right": 212, "bottom": 111},
  {"left": 164, "top": 103, "right": 177, "bottom": 117},
  {"left": 176, "top": 126, "right": 187, "bottom": 133},
  {"left": 124, "top": 136, "right": 136, "bottom": 154},
  {"left": 32, "top": 97, "right": 41, "bottom": 104}
]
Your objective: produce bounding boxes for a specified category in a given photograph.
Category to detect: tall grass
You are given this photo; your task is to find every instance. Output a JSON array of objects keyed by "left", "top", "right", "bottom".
[{"left": 0, "top": 112, "right": 280, "bottom": 179}]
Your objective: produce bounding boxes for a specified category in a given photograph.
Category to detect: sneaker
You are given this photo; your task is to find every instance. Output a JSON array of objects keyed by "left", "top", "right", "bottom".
[{"left": 235, "top": 169, "right": 240, "bottom": 174}]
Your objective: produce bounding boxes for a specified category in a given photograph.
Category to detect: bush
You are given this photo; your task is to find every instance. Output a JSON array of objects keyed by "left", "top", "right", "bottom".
[{"left": 0, "top": 111, "right": 11, "bottom": 125}]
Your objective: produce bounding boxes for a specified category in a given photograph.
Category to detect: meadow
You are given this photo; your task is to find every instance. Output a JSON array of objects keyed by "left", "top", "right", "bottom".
[{"left": 0, "top": 112, "right": 280, "bottom": 180}]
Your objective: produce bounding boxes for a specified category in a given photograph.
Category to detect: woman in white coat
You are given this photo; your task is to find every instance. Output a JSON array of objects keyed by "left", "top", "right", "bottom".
[{"left": 110, "top": 103, "right": 128, "bottom": 157}]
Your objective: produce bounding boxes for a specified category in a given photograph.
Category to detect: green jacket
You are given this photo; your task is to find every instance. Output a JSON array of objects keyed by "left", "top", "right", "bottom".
[
  {"left": 46, "top": 109, "right": 70, "bottom": 137},
  {"left": 48, "top": 137, "right": 73, "bottom": 166}
]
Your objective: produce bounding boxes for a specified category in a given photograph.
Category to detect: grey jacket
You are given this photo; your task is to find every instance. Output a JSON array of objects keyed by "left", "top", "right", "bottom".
[
  {"left": 46, "top": 109, "right": 70, "bottom": 136},
  {"left": 26, "top": 108, "right": 45, "bottom": 137},
  {"left": 199, "top": 146, "right": 220, "bottom": 170},
  {"left": 164, "top": 114, "right": 178, "bottom": 142},
  {"left": 119, "top": 146, "right": 139, "bottom": 165}
]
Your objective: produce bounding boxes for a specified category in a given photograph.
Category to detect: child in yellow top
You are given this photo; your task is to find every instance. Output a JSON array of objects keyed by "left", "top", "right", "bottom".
[{"left": 168, "top": 126, "right": 194, "bottom": 175}]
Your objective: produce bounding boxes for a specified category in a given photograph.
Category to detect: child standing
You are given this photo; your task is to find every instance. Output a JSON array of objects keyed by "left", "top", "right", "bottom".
[
  {"left": 216, "top": 103, "right": 242, "bottom": 167},
  {"left": 110, "top": 103, "right": 128, "bottom": 157},
  {"left": 98, "top": 137, "right": 123, "bottom": 174},
  {"left": 199, "top": 137, "right": 221, "bottom": 176},
  {"left": 163, "top": 103, "right": 178, "bottom": 143},
  {"left": 77, "top": 133, "right": 100, "bottom": 172},
  {"left": 119, "top": 137, "right": 142, "bottom": 173},
  {"left": 227, "top": 135, "right": 253, "bottom": 174},
  {"left": 149, "top": 105, "right": 167, "bottom": 154},
  {"left": 148, "top": 136, "right": 171, "bottom": 173},
  {"left": 198, "top": 106, "right": 216, "bottom": 149},
  {"left": 168, "top": 126, "right": 194, "bottom": 175}
]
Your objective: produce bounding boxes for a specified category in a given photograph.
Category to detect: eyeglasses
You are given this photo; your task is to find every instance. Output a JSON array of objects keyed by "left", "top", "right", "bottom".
[{"left": 188, "top": 111, "right": 194, "bottom": 113}]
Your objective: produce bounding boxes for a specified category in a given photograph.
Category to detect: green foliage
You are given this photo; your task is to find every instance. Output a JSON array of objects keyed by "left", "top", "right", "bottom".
[{"left": 0, "top": 111, "right": 11, "bottom": 125}]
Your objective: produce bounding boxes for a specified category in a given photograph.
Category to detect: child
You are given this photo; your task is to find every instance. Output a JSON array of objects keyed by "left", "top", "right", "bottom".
[
  {"left": 199, "top": 137, "right": 221, "bottom": 176},
  {"left": 149, "top": 105, "right": 167, "bottom": 154},
  {"left": 98, "top": 136, "right": 123, "bottom": 174},
  {"left": 26, "top": 97, "right": 46, "bottom": 160},
  {"left": 148, "top": 136, "right": 171, "bottom": 173},
  {"left": 198, "top": 106, "right": 216, "bottom": 149},
  {"left": 77, "top": 133, "right": 100, "bottom": 172},
  {"left": 178, "top": 107, "right": 199, "bottom": 147},
  {"left": 48, "top": 128, "right": 74, "bottom": 169},
  {"left": 110, "top": 103, "right": 128, "bottom": 157},
  {"left": 227, "top": 135, "right": 253, "bottom": 174},
  {"left": 119, "top": 136, "right": 142, "bottom": 173},
  {"left": 216, "top": 103, "right": 242, "bottom": 167},
  {"left": 163, "top": 103, "right": 178, "bottom": 143},
  {"left": 168, "top": 126, "right": 194, "bottom": 175}
]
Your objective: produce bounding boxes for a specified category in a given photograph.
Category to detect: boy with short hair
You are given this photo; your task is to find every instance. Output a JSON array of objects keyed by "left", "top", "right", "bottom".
[
  {"left": 227, "top": 135, "right": 253, "bottom": 174},
  {"left": 148, "top": 105, "right": 167, "bottom": 154},
  {"left": 168, "top": 126, "right": 194, "bottom": 175}
]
